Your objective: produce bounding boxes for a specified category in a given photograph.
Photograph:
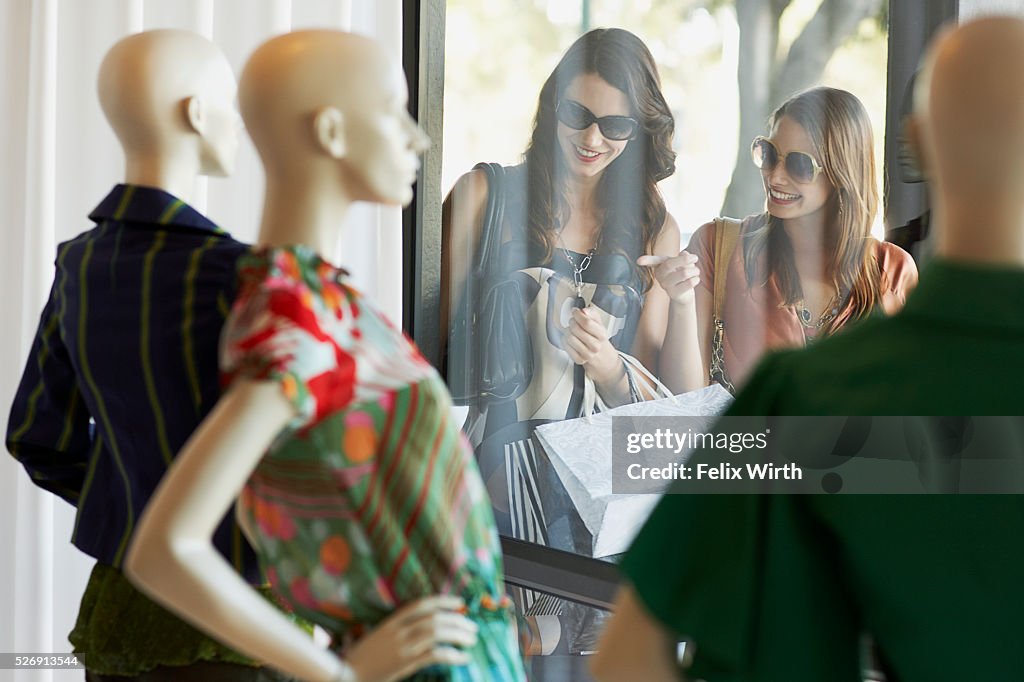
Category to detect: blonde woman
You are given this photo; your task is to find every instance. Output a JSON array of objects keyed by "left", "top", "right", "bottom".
[{"left": 644, "top": 86, "right": 918, "bottom": 393}]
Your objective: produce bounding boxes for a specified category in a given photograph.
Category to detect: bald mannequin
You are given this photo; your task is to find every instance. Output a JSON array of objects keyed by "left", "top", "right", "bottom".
[
  {"left": 908, "top": 16, "right": 1024, "bottom": 268},
  {"left": 239, "top": 30, "right": 427, "bottom": 252},
  {"left": 124, "top": 32, "right": 487, "bottom": 682},
  {"left": 5, "top": 29, "right": 288, "bottom": 682},
  {"left": 98, "top": 29, "right": 239, "bottom": 199}
]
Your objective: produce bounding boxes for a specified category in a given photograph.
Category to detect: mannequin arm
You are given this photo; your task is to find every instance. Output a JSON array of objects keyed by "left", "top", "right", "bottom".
[
  {"left": 126, "top": 380, "right": 349, "bottom": 681},
  {"left": 126, "top": 380, "right": 477, "bottom": 682}
]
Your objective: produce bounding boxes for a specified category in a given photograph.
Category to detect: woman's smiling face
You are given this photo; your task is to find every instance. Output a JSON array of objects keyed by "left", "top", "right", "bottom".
[
  {"left": 556, "top": 73, "right": 633, "bottom": 180},
  {"left": 761, "top": 115, "right": 834, "bottom": 221}
]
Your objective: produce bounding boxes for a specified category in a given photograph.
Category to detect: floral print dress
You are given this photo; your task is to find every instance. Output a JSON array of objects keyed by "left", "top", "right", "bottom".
[{"left": 221, "top": 245, "right": 525, "bottom": 681}]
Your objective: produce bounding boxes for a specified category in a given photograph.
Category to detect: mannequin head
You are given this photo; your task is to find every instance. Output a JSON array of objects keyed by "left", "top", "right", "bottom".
[
  {"left": 239, "top": 30, "right": 429, "bottom": 207},
  {"left": 98, "top": 30, "right": 239, "bottom": 183},
  {"left": 910, "top": 16, "right": 1024, "bottom": 263},
  {"left": 912, "top": 17, "right": 1024, "bottom": 206}
]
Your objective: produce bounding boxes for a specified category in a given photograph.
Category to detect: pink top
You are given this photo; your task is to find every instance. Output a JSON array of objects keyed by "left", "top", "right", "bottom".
[{"left": 689, "top": 218, "right": 919, "bottom": 389}]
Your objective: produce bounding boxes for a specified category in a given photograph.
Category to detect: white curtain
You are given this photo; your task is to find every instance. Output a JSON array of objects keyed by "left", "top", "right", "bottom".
[{"left": 0, "top": 2, "right": 404, "bottom": 680}]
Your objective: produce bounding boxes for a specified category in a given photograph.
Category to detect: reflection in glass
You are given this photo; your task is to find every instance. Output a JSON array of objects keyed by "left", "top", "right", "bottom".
[
  {"left": 443, "top": 27, "right": 677, "bottom": 662},
  {"left": 439, "top": 2, "right": 890, "bottom": 677}
]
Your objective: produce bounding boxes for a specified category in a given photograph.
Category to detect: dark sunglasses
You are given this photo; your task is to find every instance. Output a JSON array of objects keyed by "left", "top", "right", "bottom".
[
  {"left": 556, "top": 100, "right": 639, "bottom": 141},
  {"left": 751, "top": 136, "right": 824, "bottom": 184}
]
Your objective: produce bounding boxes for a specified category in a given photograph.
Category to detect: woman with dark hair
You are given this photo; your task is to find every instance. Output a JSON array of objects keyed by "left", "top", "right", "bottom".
[
  {"left": 644, "top": 86, "right": 919, "bottom": 394},
  {"left": 441, "top": 27, "right": 679, "bottom": 654}
]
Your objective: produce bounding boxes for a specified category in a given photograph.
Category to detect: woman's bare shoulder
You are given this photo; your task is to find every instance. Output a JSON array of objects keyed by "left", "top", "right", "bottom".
[
  {"left": 873, "top": 239, "right": 920, "bottom": 292},
  {"left": 447, "top": 167, "right": 489, "bottom": 204}
]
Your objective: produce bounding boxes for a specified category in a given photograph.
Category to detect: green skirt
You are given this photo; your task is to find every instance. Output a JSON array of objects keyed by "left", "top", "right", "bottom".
[{"left": 70, "top": 562, "right": 309, "bottom": 676}]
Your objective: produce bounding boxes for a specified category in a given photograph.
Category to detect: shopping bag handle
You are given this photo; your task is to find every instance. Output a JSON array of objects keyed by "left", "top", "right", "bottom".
[{"left": 582, "top": 352, "right": 678, "bottom": 420}]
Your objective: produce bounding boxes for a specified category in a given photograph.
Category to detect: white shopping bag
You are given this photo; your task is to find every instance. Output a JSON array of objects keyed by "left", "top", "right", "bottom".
[{"left": 534, "top": 384, "right": 732, "bottom": 557}]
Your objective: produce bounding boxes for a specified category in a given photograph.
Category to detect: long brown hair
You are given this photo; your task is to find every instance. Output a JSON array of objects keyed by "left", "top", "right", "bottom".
[
  {"left": 743, "top": 87, "right": 882, "bottom": 328},
  {"left": 523, "top": 28, "right": 675, "bottom": 292}
]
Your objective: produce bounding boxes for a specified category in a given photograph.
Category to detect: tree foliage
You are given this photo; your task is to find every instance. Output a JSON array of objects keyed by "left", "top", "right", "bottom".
[
  {"left": 722, "top": 0, "right": 885, "bottom": 217},
  {"left": 444, "top": 0, "right": 887, "bottom": 224}
]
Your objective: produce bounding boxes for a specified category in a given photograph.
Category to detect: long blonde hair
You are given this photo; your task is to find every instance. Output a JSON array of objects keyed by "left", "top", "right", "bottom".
[{"left": 744, "top": 86, "right": 882, "bottom": 329}]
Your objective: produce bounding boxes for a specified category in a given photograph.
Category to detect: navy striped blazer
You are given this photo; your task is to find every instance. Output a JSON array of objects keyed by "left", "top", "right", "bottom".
[{"left": 7, "top": 184, "right": 259, "bottom": 580}]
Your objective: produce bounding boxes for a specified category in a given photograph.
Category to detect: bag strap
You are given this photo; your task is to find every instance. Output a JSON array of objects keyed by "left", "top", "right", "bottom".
[
  {"left": 619, "top": 352, "right": 675, "bottom": 402},
  {"left": 446, "top": 163, "right": 505, "bottom": 406},
  {"left": 710, "top": 217, "right": 742, "bottom": 393},
  {"left": 712, "top": 217, "right": 742, "bottom": 320},
  {"left": 471, "top": 162, "right": 507, "bottom": 279},
  {"left": 582, "top": 352, "right": 677, "bottom": 420}
]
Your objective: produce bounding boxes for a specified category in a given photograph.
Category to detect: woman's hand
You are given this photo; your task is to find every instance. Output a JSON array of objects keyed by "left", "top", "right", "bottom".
[
  {"left": 565, "top": 307, "right": 621, "bottom": 384},
  {"left": 341, "top": 595, "right": 479, "bottom": 682},
  {"left": 637, "top": 251, "right": 700, "bottom": 307}
]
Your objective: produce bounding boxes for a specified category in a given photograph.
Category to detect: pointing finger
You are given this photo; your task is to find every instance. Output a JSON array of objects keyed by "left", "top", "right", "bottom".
[{"left": 636, "top": 254, "right": 669, "bottom": 267}]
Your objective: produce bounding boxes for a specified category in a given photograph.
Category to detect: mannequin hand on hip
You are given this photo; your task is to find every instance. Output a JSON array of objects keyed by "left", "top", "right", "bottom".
[
  {"left": 337, "top": 595, "right": 478, "bottom": 682},
  {"left": 637, "top": 251, "right": 700, "bottom": 307}
]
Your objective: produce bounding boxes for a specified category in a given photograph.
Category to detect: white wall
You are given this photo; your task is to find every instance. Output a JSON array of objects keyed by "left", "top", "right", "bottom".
[{"left": 0, "top": 2, "right": 403, "bottom": 680}]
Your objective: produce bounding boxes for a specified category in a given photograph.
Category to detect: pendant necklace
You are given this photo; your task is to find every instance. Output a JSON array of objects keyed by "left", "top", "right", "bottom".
[
  {"left": 795, "top": 289, "right": 845, "bottom": 341},
  {"left": 556, "top": 231, "right": 595, "bottom": 308}
]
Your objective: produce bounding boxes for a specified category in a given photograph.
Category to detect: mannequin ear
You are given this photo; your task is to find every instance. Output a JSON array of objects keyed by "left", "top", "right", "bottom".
[
  {"left": 313, "top": 106, "right": 346, "bottom": 159},
  {"left": 185, "top": 96, "right": 206, "bottom": 135}
]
